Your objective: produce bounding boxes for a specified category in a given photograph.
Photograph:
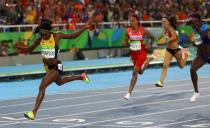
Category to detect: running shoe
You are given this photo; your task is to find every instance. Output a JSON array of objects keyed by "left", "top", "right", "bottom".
[
  {"left": 155, "top": 81, "right": 163, "bottom": 87},
  {"left": 81, "top": 72, "right": 90, "bottom": 84},
  {"left": 124, "top": 93, "right": 131, "bottom": 100},
  {"left": 190, "top": 92, "right": 200, "bottom": 102},
  {"left": 24, "top": 111, "right": 35, "bottom": 120}
]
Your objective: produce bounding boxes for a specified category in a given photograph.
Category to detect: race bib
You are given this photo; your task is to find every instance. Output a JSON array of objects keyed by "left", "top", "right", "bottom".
[
  {"left": 130, "top": 41, "right": 141, "bottom": 51},
  {"left": 41, "top": 49, "right": 55, "bottom": 58},
  {"left": 57, "top": 63, "right": 63, "bottom": 71},
  {"left": 193, "top": 33, "right": 203, "bottom": 45}
]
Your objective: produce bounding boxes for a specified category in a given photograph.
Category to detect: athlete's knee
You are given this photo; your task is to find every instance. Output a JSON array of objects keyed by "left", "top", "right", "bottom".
[
  {"left": 132, "top": 70, "right": 139, "bottom": 76},
  {"left": 138, "top": 69, "right": 144, "bottom": 74},
  {"left": 55, "top": 81, "right": 63, "bottom": 86},
  {"left": 139, "top": 70, "right": 143, "bottom": 74},
  {"left": 162, "top": 64, "right": 169, "bottom": 69},
  {"left": 132, "top": 72, "right": 138, "bottom": 77},
  {"left": 39, "top": 85, "right": 47, "bottom": 91},
  {"left": 190, "top": 66, "right": 197, "bottom": 74},
  {"left": 179, "top": 64, "right": 184, "bottom": 69}
]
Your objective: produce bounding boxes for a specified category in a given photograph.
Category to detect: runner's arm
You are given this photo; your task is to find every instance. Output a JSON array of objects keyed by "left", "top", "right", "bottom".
[
  {"left": 144, "top": 28, "right": 155, "bottom": 44},
  {"left": 123, "top": 30, "right": 129, "bottom": 46},
  {"left": 16, "top": 38, "right": 41, "bottom": 54}
]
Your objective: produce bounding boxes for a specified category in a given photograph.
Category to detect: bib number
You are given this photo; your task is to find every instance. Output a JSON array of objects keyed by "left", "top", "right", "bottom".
[
  {"left": 41, "top": 49, "right": 55, "bottom": 58},
  {"left": 58, "top": 64, "right": 63, "bottom": 71},
  {"left": 193, "top": 33, "right": 203, "bottom": 45},
  {"left": 130, "top": 41, "right": 141, "bottom": 51}
]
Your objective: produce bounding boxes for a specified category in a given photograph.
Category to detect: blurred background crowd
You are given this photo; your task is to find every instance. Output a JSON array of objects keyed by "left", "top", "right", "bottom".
[{"left": 0, "top": 0, "right": 209, "bottom": 26}]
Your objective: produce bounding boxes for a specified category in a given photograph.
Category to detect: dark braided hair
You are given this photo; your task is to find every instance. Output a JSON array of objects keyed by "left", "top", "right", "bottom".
[
  {"left": 34, "top": 19, "right": 52, "bottom": 34},
  {"left": 39, "top": 19, "right": 52, "bottom": 31}
]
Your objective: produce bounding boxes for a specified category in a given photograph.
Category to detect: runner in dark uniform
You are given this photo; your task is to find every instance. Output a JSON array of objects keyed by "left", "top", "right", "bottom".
[{"left": 187, "top": 14, "right": 210, "bottom": 102}]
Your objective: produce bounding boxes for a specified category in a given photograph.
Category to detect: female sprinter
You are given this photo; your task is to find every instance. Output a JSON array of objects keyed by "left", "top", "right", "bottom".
[
  {"left": 155, "top": 16, "right": 188, "bottom": 87},
  {"left": 18, "top": 19, "right": 90, "bottom": 120},
  {"left": 123, "top": 14, "right": 155, "bottom": 100},
  {"left": 187, "top": 13, "right": 210, "bottom": 102}
]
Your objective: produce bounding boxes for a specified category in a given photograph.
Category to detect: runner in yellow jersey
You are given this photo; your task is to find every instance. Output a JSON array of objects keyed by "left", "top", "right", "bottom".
[{"left": 18, "top": 19, "right": 91, "bottom": 120}]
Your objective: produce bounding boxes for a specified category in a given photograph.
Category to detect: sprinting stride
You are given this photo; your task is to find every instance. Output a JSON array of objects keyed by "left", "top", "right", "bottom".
[
  {"left": 123, "top": 14, "right": 155, "bottom": 100},
  {"left": 155, "top": 16, "right": 188, "bottom": 87},
  {"left": 187, "top": 13, "right": 210, "bottom": 102},
  {"left": 18, "top": 19, "right": 90, "bottom": 120}
]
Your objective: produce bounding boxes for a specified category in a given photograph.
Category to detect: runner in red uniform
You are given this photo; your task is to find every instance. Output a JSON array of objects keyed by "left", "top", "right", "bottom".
[{"left": 123, "top": 14, "right": 155, "bottom": 100}]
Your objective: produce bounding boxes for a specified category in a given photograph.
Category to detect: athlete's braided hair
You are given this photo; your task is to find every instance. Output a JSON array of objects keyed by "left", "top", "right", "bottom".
[
  {"left": 39, "top": 19, "right": 52, "bottom": 31},
  {"left": 34, "top": 19, "right": 52, "bottom": 34}
]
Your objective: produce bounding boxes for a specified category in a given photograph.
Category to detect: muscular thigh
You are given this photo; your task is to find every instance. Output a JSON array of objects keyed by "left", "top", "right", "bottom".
[
  {"left": 163, "top": 50, "right": 173, "bottom": 67},
  {"left": 40, "top": 69, "right": 60, "bottom": 88},
  {"left": 191, "top": 56, "right": 206, "bottom": 71},
  {"left": 174, "top": 50, "right": 182, "bottom": 61}
]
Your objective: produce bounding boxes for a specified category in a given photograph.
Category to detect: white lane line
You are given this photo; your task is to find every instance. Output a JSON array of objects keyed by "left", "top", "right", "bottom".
[
  {"left": 22, "top": 92, "right": 210, "bottom": 123},
  {"left": 85, "top": 124, "right": 143, "bottom": 127},
  {"left": 57, "top": 77, "right": 210, "bottom": 95},
  {"left": 0, "top": 122, "right": 20, "bottom": 127},
  {"left": 0, "top": 76, "right": 209, "bottom": 103},
  {"left": 38, "top": 114, "right": 51, "bottom": 117},
  {"left": 22, "top": 121, "right": 74, "bottom": 125},
  {"left": 0, "top": 80, "right": 209, "bottom": 109},
  {"left": 2, "top": 85, "right": 210, "bottom": 116},
  {"left": 151, "top": 117, "right": 210, "bottom": 128},
  {"left": 65, "top": 117, "right": 175, "bottom": 122},
  {"left": 62, "top": 104, "right": 210, "bottom": 128},
  {"left": 3, "top": 94, "right": 210, "bottom": 128},
  {"left": 0, "top": 80, "right": 191, "bottom": 107},
  {"left": 1, "top": 117, "right": 25, "bottom": 121},
  {"left": 0, "top": 121, "right": 17, "bottom": 122}
]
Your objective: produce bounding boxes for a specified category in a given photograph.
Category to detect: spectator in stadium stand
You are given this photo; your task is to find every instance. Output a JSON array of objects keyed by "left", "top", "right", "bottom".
[
  {"left": 179, "top": 30, "right": 191, "bottom": 48},
  {"left": 13, "top": 1, "right": 24, "bottom": 24},
  {"left": 68, "top": 9, "right": 77, "bottom": 30},
  {"left": 142, "top": 9, "right": 150, "bottom": 27},
  {"left": 81, "top": 8, "right": 89, "bottom": 23},
  {"left": 6, "top": 4, "right": 17, "bottom": 25},
  {"left": 0, "top": 0, "right": 209, "bottom": 25},
  {"left": 109, "top": 0, "right": 116, "bottom": 5},
  {"left": 0, "top": 43, "right": 3, "bottom": 56},
  {"left": 69, "top": 44, "right": 86, "bottom": 60},
  {"left": 94, "top": 12, "right": 104, "bottom": 24},
  {"left": 74, "top": 1, "right": 83, "bottom": 12},
  {"left": 176, "top": 6, "right": 187, "bottom": 21},
  {"left": 0, "top": 41, "right": 9, "bottom": 56},
  {"left": 14, "top": 38, "right": 27, "bottom": 56},
  {"left": 24, "top": 6, "right": 37, "bottom": 24}
]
